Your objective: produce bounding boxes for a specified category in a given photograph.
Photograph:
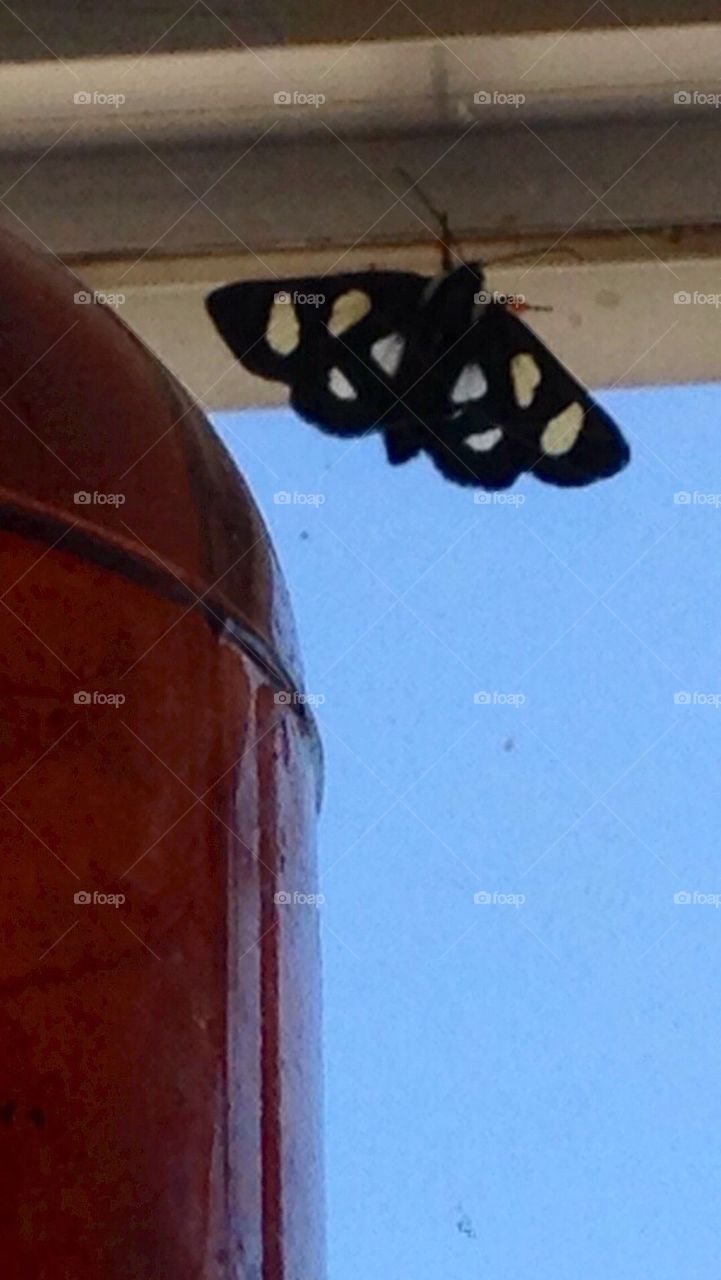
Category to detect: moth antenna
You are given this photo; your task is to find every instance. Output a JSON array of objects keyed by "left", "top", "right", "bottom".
[
  {"left": 508, "top": 301, "right": 553, "bottom": 314},
  {"left": 395, "top": 167, "right": 458, "bottom": 272}
]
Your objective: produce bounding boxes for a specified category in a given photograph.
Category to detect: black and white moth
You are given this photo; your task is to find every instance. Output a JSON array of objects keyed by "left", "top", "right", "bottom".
[{"left": 205, "top": 260, "right": 629, "bottom": 490}]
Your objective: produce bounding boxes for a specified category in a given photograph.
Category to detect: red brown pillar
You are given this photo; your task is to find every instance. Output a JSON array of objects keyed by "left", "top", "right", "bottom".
[{"left": 0, "top": 229, "right": 324, "bottom": 1279}]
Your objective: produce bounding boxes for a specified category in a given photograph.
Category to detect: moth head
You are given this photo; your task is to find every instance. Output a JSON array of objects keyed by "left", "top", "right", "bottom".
[{"left": 423, "top": 260, "right": 486, "bottom": 333}]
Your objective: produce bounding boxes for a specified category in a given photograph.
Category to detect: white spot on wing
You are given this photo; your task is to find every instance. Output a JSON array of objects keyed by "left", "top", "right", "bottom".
[
  {"left": 510, "top": 352, "right": 542, "bottom": 408},
  {"left": 328, "top": 367, "right": 357, "bottom": 400},
  {"left": 451, "top": 364, "right": 488, "bottom": 405},
  {"left": 465, "top": 427, "right": 503, "bottom": 452},
  {"left": 328, "top": 290, "right": 372, "bottom": 337},
  {"left": 267, "top": 297, "right": 300, "bottom": 355},
  {"left": 540, "top": 402, "right": 585, "bottom": 456},
  {"left": 370, "top": 333, "right": 405, "bottom": 377}
]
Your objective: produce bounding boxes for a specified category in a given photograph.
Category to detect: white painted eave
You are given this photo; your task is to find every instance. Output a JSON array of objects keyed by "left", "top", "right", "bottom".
[{"left": 77, "top": 236, "right": 721, "bottom": 411}]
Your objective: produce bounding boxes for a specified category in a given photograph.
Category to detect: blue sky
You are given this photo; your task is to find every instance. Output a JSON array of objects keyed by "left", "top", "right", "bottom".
[{"left": 215, "top": 385, "right": 721, "bottom": 1280}]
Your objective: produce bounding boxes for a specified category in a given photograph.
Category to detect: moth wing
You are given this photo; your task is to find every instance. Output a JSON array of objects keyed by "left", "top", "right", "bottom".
[
  {"left": 206, "top": 272, "right": 427, "bottom": 437},
  {"left": 420, "top": 303, "right": 629, "bottom": 489}
]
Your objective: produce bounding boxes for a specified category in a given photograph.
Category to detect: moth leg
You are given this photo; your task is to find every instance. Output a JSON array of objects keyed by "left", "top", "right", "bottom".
[{"left": 383, "top": 423, "right": 422, "bottom": 464}]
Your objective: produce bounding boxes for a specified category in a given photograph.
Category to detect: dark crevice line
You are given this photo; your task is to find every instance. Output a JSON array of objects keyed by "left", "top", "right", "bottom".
[{"left": 0, "top": 500, "right": 323, "bottom": 803}]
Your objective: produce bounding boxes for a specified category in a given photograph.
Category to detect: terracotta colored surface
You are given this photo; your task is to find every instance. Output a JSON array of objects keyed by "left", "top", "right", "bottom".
[
  {"left": 0, "top": 228, "right": 306, "bottom": 692},
  {"left": 0, "top": 228, "right": 324, "bottom": 1279}
]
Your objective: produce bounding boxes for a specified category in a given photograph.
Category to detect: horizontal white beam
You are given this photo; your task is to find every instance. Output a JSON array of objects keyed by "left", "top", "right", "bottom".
[{"left": 2, "top": 26, "right": 721, "bottom": 152}]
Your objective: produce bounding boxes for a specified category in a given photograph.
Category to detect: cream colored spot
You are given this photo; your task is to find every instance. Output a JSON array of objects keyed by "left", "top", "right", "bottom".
[
  {"left": 510, "top": 352, "right": 542, "bottom": 409},
  {"left": 465, "top": 427, "right": 503, "bottom": 452},
  {"left": 266, "top": 296, "right": 300, "bottom": 355},
  {"left": 540, "top": 402, "right": 585, "bottom": 456},
  {"left": 328, "top": 290, "right": 372, "bottom": 337},
  {"left": 451, "top": 364, "right": 488, "bottom": 405},
  {"left": 370, "top": 333, "right": 405, "bottom": 377},
  {"left": 328, "top": 367, "right": 357, "bottom": 400}
]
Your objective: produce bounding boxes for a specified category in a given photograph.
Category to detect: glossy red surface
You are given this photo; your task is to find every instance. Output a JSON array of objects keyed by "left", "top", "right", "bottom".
[{"left": 0, "top": 229, "right": 324, "bottom": 1278}]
